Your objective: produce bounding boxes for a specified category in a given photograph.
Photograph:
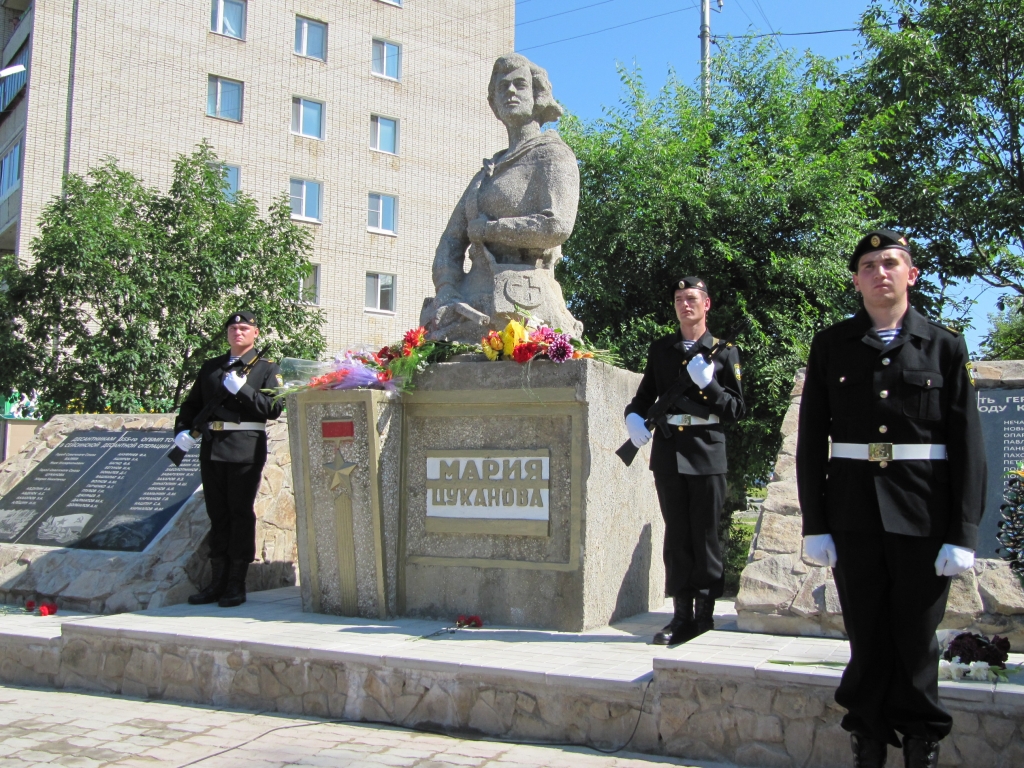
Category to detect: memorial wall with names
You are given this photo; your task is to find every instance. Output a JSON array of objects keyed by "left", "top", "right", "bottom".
[
  {"left": 977, "top": 387, "right": 1024, "bottom": 558},
  {"left": 0, "top": 430, "right": 201, "bottom": 552}
]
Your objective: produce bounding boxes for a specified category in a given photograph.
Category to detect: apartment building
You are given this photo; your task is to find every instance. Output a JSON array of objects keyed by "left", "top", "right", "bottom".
[{"left": 0, "top": 0, "right": 514, "bottom": 351}]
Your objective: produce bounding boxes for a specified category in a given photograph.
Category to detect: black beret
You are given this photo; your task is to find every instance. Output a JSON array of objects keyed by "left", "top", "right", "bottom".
[
  {"left": 225, "top": 310, "right": 257, "bottom": 328},
  {"left": 849, "top": 230, "right": 911, "bottom": 271},
  {"left": 672, "top": 276, "right": 710, "bottom": 298}
]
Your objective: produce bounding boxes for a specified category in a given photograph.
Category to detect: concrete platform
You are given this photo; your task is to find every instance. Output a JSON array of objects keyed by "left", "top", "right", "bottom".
[{"left": 2, "top": 588, "right": 1023, "bottom": 767}]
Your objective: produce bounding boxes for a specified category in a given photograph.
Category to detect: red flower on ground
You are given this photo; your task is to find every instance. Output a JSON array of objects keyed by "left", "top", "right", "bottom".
[
  {"left": 403, "top": 326, "right": 427, "bottom": 349},
  {"left": 512, "top": 342, "right": 541, "bottom": 363}
]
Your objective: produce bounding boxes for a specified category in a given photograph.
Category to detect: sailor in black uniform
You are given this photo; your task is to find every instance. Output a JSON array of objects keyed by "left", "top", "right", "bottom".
[
  {"left": 796, "top": 231, "right": 986, "bottom": 768},
  {"left": 174, "top": 310, "right": 283, "bottom": 608},
  {"left": 625, "top": 277, "right": 745, "bottom": 645}
]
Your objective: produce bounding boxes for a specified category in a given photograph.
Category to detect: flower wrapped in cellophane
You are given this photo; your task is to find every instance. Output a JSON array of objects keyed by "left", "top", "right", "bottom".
[{"left": 272, "top": 327, "right": 475, "bottom": 399}]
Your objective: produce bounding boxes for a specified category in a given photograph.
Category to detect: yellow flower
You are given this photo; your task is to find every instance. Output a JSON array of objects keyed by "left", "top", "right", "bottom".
[
  {"left": 502, "top": 321, "right": 526, "bottom": 357},
  {"left": 481, "top": 330, "right": 502, "bottom": 360}
]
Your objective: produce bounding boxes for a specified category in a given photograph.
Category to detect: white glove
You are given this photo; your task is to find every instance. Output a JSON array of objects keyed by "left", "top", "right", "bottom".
[
  {"left": 174, "top": 430, "right": 197, "bottom": 452},
  {"left": 625, "top": 412, "right": 652, "bottom": 448},
  {"left": 686, "top": 355, "right": 715, "bottom": 389},
  {"left": 223, "top": 370, "right": 247, "bottom": 394},
  {"left": 935, "top": 544, "right": 975, "bottom": 577},
  {"left": 803, "top": 534, "right": 838, "bottom": 567}
]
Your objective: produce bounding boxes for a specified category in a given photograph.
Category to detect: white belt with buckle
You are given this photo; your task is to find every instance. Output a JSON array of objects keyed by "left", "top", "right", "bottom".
[
  {"left": 831, "top": 442, "right": 946, "bottom": 461},
  {"left": 208, "top": 421, "right": 266, "bottom": 432},
  {"left": 666, "top": 414, "right": 720, "bottom": 426}
]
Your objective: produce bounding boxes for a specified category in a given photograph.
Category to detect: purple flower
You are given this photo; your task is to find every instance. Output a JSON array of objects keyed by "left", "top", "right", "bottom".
[{"left": 547, "top": 333, "right": 573, "bottom": 363}]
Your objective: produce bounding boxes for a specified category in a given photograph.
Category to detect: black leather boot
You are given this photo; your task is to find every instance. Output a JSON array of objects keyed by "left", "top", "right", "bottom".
[
  {"left": 218, "top": 560, "right": 249, "bottom": 608},
  {"left": 851, "top": 732, "right": 888, "bottom": 768},
  {"left": 693, "top": 594, "right": 716, "bottom": 635},
  {"left": 902, "top": 737, "right": 939, "bottom": 768},
  {"left": 653, "top": 596, "right": 694, "bottom": 645},
  {"left": 668, "top": 595, "right": 703, "bottom": 645},
  {"left": 187, "top": 557, "right": 228, "bottom": 605}
]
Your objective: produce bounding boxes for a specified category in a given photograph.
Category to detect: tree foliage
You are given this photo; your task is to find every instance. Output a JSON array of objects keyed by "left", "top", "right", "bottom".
[
  {"left": 557, "top": 40, "right": 874, "bottom": 489},
  {"left": 857, "top": 0, "right": 1024, "bottom": 302},
  {"left": 0, "top": 142, "right": 325, "bottom": 417}
]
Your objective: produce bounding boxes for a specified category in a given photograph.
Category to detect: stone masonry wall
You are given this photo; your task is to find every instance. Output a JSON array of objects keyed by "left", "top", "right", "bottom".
[
  {"left": 3, "top": 627, "right": 1023, "bottom": 767},
  {"left": 0, "top": 413, "right": 297, "bottom": 612},
  {"left": 736, "top": 366, "right": 1024, "bottom": 650}
]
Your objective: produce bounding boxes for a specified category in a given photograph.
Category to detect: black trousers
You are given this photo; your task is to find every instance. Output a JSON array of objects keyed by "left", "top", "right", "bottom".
[
  {"left": 832, "top": 530, "right": 953, "bottom": 746},
  {"left": 200, "top": 459, "right": 264, "bottom": 563},
  {"left": 653, "top": 472, "right": 726, "bottom": 599}
]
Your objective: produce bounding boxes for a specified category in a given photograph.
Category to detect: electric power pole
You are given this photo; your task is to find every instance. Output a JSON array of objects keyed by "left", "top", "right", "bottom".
[
  {"left": 700, "top": 0, "right": 711, "bottom": 106},
  {"left": 700, "top": 0, "right": 724, "bottom": 108}
]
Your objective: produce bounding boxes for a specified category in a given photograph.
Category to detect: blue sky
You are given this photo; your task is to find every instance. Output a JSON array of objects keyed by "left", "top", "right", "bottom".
[{"left": 514, "top": 0, "right": 1006, "bottom": 353}]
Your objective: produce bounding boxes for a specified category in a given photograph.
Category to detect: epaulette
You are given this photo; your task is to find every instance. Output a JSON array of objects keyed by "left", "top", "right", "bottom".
[{"left": 928, "top": 320, "right": 959, "bottom": 337}]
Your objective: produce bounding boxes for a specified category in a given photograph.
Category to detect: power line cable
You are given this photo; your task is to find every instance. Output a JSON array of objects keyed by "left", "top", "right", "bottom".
[
  {"left": 518, "top": 4, "right": 699, "bottom": 53},
  {"left": 518, "top": 0, "right": 624, "bottom": 27},
  {"left": 732, "top": 0, "right": 784, "bottom": 55},
  {"left": 714, "top": 26, "right": 863, "bottom": 40}
]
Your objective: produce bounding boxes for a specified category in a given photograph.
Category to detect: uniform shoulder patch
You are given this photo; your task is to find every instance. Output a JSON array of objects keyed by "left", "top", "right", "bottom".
[
  {"left": 733, "top": 362, "right": 742, "bottom": 381},
  {"left": 966, "top": 362, "right": 976, "bottom": 387},
  {"left": 275, "top": 374, "right": 284, "bottom": 388},
  {"left": 928, "top": 319, "right": 960, "bottom": 337}
]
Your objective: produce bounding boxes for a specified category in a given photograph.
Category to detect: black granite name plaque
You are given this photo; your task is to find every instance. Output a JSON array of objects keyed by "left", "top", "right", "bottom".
[
  {"left": 977, "top": 388, "right": 1024, "bottom": 558},
  {"left": 0, "top": 430, "right": 201, "bottom": 552}
]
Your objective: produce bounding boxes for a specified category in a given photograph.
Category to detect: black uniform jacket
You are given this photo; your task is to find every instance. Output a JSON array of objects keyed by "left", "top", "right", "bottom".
[
  {"left": 175, "top": 352, "right": 283, "bottom": 464},
  {"left": 796, "top": 308, "right": 986, "bottom": 550},
  {"left": 625, "top": 330, "right": 745, "bottom": 476}
]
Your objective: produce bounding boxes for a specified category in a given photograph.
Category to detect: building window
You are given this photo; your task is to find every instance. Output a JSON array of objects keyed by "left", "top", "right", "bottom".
[
  {"left": 369, "top": 115, "right": 398, "bottom": 154},
  {"left": 365, "top": 273, "right": 395, "bottom": 313},
  {"left": 301, "top": 264, "right": 320, "bottom": 304},
  {"left": 211, "top": 0, "right": 246, "bottom": 40},
  {"left": 291, "top": 98, "right": 324, "bottom": 139},
  {"left": 0, "top": 141, "right": 20, "bottom": 198},
  {"left": 295, "top": 16, "right": 326, "bottom": 60},
  {"left": 0, "top": 43, "right": 28, "bottom": 113},
  {"left": 371, "top": 39, "right": 401, "bottom": 80},
  {"left": 290, "top": 179, "right": 321, "bottom": 221},
  {"left": 223, "top": 165, "right": 240, "bottom": 199},
  {"left": 367, "top": 193, "right": 397, "bottom": 234},
  {"left": 207, "top": 75, "right": 243, "bottom": 121}
]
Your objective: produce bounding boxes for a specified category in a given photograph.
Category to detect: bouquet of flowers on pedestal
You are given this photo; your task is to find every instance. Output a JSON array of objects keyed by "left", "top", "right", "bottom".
[
  {"left": 273, "top": 326, "right": 474, "bottom": 398},
  {"left": 479, "top": 317, "right": 615, "bottom": 366},
  {"left": 939, "top": 632, "right": 1012, "bottom": 682}
]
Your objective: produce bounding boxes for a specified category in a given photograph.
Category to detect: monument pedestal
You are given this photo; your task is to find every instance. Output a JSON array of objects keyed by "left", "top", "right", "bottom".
[{"left": 288, "top": 359, "right": 664, "bottom": 631}]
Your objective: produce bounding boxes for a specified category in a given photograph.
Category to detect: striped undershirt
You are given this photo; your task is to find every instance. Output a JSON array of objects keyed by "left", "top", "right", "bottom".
[
  {"left": 876, "top": 328, "right": 901, "bottom": 345},
  {"left": 228, "top": 356, "right": 240, "bottom": 366},
  {"left": 680, "top": 339, "right": 697, "bottom": 351}
]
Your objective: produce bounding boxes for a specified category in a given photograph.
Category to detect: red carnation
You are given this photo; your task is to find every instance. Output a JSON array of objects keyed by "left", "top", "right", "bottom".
[{"left": 512, "top": 342, "right": 541, "bottom": 363}]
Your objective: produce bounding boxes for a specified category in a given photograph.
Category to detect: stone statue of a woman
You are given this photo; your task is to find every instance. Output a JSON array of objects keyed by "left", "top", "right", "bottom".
[{"left": 419, "top": 54, "right": 583, "bottom": 341}]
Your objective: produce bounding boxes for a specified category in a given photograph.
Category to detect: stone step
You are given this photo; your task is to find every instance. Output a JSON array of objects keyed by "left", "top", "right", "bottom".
[{"left": 2, "top": 587, "right": 1022, "bottom": 767}]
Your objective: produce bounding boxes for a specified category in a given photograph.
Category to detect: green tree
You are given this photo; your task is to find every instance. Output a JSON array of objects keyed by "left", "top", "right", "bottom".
[
  {"left": 857, "top": 0, "right": 1024, "bottom": 303},
  {"left": 557, "top": 40, "right": 874, "bottom": 488},
  {"left": 0, "top": 142, "right": 325, "bottom": 417},
  {"left": 982, "top": 295, "right": 1024, "bottom": 359}
]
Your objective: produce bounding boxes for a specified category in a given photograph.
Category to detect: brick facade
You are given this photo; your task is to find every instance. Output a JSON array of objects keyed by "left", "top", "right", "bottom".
[{"left": 1, "top": 0, "right": 513, "bottom": 351}]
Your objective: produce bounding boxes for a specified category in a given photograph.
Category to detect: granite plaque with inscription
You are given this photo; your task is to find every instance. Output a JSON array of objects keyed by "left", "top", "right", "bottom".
[
  {"left": 0, "top": 430, "right": 201, "bottom": 552},
  {"left": 977, "top": 388, "right": 1024, "bottom": 558}
]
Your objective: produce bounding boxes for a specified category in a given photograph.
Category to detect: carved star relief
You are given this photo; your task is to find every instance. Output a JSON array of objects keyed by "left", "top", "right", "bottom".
[{"left": 324, "top": 452, "right": 357, "bottom": 493}]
